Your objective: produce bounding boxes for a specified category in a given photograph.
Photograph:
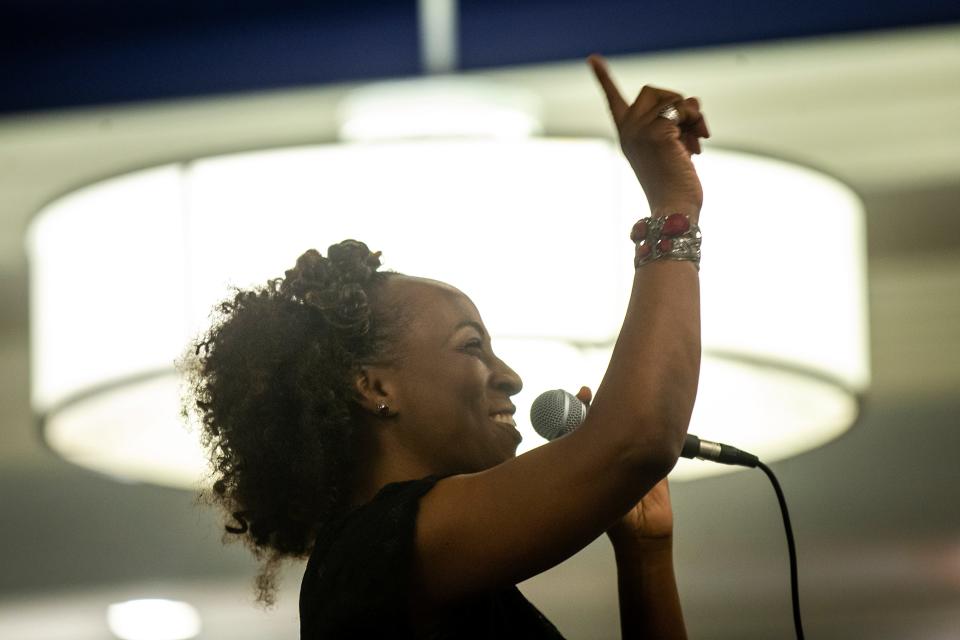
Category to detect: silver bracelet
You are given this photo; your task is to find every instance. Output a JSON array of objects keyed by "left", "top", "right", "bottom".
[{"left": 630, "top": 213, "right": 702, "bottom": 271}]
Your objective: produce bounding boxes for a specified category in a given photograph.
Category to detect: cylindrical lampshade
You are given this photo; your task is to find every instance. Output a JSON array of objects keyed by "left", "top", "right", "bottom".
[{"left": 26, "top": 140, "right": 869, "bottom": 487}]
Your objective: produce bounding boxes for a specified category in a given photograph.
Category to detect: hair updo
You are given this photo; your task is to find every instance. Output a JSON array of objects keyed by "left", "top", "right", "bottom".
[{"left": 176, "top": 239, "right": 407, "bottom": 608}]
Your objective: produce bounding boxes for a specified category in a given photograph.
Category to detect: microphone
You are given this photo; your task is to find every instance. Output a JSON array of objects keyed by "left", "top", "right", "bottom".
[{"left": 530, "top": 389, "right": 759, "bottom": 468}]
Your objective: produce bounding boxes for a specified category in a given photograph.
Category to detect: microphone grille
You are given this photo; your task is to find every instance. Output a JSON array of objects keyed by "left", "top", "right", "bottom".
[{"left": 530, "top": 389, "right": 586, "bottom": 441}]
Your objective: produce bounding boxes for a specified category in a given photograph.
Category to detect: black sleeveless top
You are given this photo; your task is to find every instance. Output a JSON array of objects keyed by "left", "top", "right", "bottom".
[{"left": 299, "top": 474, "right": 567, "bottom": 639}]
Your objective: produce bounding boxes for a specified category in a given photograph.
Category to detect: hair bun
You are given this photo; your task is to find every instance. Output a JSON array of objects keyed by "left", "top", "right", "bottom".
[
  {"left": 327, "top": 239, "right": 382, "bottom": 278},
  {"left": 281, "top": 240, "right": 383, "bottom": 334}
]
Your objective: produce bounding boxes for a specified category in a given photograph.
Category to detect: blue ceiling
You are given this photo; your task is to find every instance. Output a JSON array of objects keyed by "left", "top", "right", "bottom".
[{"left": 2, "top": 0, "right": 958, "bottom": 115}]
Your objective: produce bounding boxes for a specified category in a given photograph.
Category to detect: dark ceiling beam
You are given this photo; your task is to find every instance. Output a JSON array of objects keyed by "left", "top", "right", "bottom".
[{"left": 2, "top": 0, "right": 958, "bottom": 115}]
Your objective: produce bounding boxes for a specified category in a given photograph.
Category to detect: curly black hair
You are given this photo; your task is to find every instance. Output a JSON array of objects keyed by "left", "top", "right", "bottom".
[{"left": 175, "top": 239, "right": 409, "bottom": 608}]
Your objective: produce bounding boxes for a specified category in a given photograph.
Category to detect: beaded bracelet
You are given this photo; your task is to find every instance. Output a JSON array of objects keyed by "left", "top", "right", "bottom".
[{"left": 630, "top": 213, "right": 702, "bottom": 271}]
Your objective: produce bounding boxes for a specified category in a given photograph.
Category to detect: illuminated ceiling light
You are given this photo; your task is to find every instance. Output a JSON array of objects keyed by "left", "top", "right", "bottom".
[
  {"left": 25, "top": 1, "right": 869, "bottom": 486},
  {"left": 106, "top": 599, "right": 200, "bottom": 640},
  {"left": 25, "top": 144, "right": 869, "bottom": 485},
  {"left": 337, "top": 76, "right": 543, "bottom": 141}
]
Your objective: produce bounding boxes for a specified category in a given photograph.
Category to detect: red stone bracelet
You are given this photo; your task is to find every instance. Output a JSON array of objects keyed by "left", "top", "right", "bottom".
[{"left": 631, "top": 213, "right": 701, "bottom": 271}]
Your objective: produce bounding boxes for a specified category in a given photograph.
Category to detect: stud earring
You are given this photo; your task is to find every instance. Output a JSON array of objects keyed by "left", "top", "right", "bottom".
[{"left": 377, "top": 402, "right": 390, "bottom": 417}]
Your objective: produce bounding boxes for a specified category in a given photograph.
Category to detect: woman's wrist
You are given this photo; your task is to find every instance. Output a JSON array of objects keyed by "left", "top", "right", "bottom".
[
  {"left": 608, "top": 531, "right": 675, "bottom": 556},
  {"left": 649, "top": 203, "right": 700, "bottom": 224},
  {"left": 609, "top": 535, "right": 679, "bottom": 603}
]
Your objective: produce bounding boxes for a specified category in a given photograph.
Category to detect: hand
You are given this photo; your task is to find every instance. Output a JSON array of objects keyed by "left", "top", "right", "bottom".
[
  {"left": 607, "top": 477, "right": 674, "bottom": 544},
  {"left": 587, "top": 53, "right": 710, "bottom": 215},
  {"left": 575, "top": 386, "right": 675, "bottom": 544}
]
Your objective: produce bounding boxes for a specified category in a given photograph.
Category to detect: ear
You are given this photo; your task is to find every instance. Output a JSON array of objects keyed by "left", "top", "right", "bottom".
[{"left": 352, "top": 364, "right": 399, "bottom": 417}]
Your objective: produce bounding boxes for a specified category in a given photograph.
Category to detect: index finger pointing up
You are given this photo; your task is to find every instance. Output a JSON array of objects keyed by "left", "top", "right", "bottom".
[{"left": 587, "top": 54, "right": 629, "bottom": 124}]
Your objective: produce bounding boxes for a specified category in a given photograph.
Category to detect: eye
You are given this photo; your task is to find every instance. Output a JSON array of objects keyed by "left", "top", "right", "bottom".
[{"left": 463, "top": 339, "right": 484, "bottom": 351}]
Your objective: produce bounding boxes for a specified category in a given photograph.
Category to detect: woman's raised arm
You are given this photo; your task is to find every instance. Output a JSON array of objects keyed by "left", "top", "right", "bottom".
[{"left": 409, "top": 54, "right": 706, "bottom": 613}]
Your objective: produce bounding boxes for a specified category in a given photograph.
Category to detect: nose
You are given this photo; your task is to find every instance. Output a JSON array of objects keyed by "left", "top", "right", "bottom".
[{"left": 492, "top": 355, "right": 523, "bottom": 396}]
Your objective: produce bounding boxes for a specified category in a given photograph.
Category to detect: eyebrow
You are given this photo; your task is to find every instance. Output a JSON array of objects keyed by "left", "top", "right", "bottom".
[{"left": 451, "top": 320, "right": 486, "bottom": 340}]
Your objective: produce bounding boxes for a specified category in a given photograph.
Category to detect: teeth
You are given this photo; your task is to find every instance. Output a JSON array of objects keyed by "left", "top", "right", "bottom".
[{"left": 491, "top": 413, "right": 516, "bottom": 427}]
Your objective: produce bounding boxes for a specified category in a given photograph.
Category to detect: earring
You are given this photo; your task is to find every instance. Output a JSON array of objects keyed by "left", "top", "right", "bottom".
[{"left": 377, "top": 402, "right": 390, "bottom": 417}]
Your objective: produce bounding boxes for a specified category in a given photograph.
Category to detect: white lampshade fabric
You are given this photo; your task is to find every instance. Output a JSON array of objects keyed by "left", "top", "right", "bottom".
[{"left": 26, "top": 139, "right": 869, "bottom": 487}]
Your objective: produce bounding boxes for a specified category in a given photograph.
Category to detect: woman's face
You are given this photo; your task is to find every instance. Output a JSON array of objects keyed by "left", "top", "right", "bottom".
[{"left": 379, "top": 276, "right": 524, "bottom": 475}]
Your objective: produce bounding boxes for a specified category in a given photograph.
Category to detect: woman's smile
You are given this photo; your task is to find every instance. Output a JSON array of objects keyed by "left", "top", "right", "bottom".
[{"left": 490, "top": 413, "right": 522, "bottom": 444}]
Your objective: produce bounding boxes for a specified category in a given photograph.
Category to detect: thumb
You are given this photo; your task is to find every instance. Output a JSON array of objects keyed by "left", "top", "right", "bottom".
[{"left": 575, "top": 385, "right": 593, "bottom": 406}]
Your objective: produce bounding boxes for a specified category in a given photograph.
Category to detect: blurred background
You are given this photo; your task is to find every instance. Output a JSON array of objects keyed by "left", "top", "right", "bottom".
[{"left": 1, "top": 1, "right": 959, "bottom": 638}]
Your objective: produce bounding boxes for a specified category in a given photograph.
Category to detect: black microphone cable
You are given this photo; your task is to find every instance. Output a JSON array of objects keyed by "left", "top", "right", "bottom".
[
  {"left": 756, "top": 460, "right": 804, "bottom": 640},
  {"left": 684, "top": 434, "right": 804, "bottom": 640}
]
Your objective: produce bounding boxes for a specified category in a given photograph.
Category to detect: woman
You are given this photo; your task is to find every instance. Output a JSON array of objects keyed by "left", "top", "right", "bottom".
[{"left": 177, "top": 53, "right": 708, "bottom": 638}]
